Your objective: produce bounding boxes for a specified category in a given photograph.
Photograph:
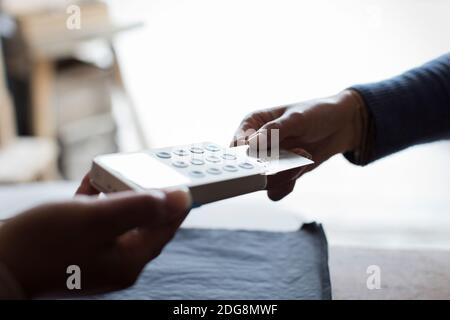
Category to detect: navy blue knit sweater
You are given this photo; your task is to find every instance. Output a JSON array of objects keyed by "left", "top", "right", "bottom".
[{"left": 349, "top": 53, "right": 450, "bottom": 164}]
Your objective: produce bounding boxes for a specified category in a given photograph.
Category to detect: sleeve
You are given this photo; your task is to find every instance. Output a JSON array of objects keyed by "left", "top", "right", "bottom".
[{"left": 346, "top": 53, "right": 450, "bottom": 165}]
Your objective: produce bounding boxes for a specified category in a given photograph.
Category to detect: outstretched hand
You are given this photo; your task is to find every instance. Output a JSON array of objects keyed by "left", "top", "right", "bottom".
[
  {"left": 231, "top": 90, "right": 364, "bottom": 200},
  {"left": 0, "top": 174, "right": 191, "bottom": 298}
]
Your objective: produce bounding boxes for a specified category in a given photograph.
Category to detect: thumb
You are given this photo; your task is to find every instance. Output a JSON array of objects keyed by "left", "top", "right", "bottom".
[
  {"left": 89, "top": 187, "right": 191, "bottom": 240},
  {"left": 162, "top": 186, "right": 192, "bottom": 225}
]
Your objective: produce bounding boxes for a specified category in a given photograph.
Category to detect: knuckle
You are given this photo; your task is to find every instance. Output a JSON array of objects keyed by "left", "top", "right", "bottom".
[
  {"left": 239, "top": 111, "right": 260, "bottom": 128},
  {"left": 287, "top": 110, "right": 305, "bottom": 123},
  {"left": 244, "top": 110, "right": 259, "bottom": 120}
]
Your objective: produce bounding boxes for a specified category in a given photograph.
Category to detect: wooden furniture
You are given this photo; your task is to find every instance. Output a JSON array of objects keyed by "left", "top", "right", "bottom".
[
  {"left": 8, "top": 1, "right": 146, "bottom": 142},
  {"left": 2, "top": 0, "right": 147, "bottom": 179},
  {"left": 0, "top": 40, "right": 58, "bottom": 183}
]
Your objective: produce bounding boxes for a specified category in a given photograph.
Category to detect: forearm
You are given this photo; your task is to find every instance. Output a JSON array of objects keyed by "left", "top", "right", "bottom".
[{"left": 347, "top": 53, "right": 450, "bottom": 165}]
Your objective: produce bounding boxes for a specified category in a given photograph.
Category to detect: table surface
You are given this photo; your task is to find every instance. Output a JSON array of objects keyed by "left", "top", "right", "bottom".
[
  {"left": 178, "top": 191, "right": 450, "bottom": 300},
  {"left": 1, "top": 182, "right": 450, "bottom": 299},
  {"left": 329, "top": 246, "right": 450, "bottom": 299}
]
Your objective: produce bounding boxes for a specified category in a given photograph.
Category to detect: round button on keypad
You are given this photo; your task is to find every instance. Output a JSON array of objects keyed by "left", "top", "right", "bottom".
[
  {"left": 173, "top": 148, "right": 190, "bottom": 156},
  {"left": 206, "top": 155, "right": 221, "bottom": 163},
  {"left": 190, "top": 170, "right": 205, "bottom": 178},
  {"left": 172, "top": 160, "right": 189, "bottom": 168},
  {"left": 222, "top": 153, "right": 237, "bottom": 160},
  {"left": 156, "top": 151, "right": 171, "bottom": 159},
  {"left": 205, "top": 144, "right": 221, "bottom": 152},
  {"left": 190, "top": 146, "right": 205, "bottom": 154},
  {"left": 223, "top": 165, "right": 238, "bottom": 172},
  {"left": 191, "top": 158, "right": 205, "bottom": 165},
  {"left": 239, "top": 162, "right": 254, "bottom": 169},
  {"left": 207, "top": 167, "right": 222, "bottom": 175}
]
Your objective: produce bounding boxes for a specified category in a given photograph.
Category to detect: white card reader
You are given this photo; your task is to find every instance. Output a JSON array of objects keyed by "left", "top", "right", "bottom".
[{"left": 90, "top": 142, "right": 313, "bottom": 207}]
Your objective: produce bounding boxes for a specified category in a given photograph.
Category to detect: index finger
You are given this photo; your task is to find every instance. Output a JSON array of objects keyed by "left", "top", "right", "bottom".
[
  {"left": 75, "top": 174, "right": 100, "bottom": 197},
  {"left": 231, "top": 106, "right": 287, "bottom": 147}
]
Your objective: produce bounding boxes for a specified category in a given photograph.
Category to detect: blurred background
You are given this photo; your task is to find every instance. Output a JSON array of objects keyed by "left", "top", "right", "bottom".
[{"left": 0, "top": 0, "right": 450, "bottom": 249}]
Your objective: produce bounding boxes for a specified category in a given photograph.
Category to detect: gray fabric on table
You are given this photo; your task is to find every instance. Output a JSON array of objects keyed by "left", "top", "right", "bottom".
[{"left": 93, "top": 223, "right": 331, "bottom": 300}]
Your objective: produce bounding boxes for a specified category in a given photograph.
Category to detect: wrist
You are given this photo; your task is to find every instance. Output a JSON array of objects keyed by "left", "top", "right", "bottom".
[{"left": 336, "top": 89, "right": 367, "bottom": 153}]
